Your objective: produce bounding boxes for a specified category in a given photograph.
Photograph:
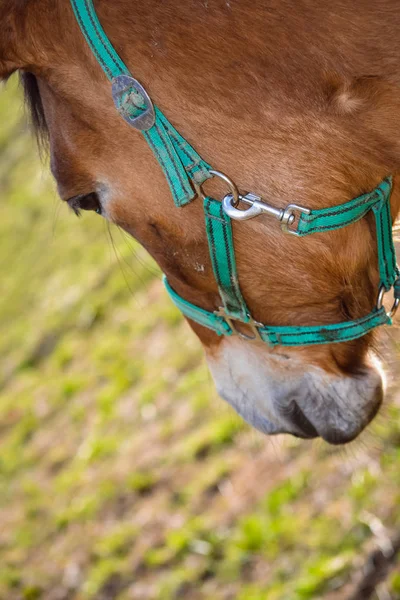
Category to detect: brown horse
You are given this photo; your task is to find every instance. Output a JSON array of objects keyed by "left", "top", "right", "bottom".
[{"left": 1, "top": 0, "right": 400, "bottom": 444}]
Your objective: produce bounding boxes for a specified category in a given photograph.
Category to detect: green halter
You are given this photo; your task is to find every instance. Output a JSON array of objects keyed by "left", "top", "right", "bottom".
[{"left": 70, "top": 0, "right": 400, "bottom": 346}]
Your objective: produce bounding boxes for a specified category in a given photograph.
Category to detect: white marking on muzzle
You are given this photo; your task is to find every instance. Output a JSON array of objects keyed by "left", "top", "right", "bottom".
[{"left": 205, "top": 337, "right": 384, "bottom": 442}]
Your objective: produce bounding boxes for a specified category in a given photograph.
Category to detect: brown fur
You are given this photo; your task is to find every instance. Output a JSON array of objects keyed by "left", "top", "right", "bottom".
[{"left": 2, "top": 0, "right": 400, "bottom": 377}]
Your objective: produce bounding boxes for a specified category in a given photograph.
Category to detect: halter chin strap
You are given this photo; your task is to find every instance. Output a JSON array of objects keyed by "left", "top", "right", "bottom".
[{"left": 71, "top": 0, "right": 400, "bottom": 347}]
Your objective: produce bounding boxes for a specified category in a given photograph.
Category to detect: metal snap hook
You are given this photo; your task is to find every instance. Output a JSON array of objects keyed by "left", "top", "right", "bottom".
[
  {"left": 222, "top": 193, "right": 269, "bottom": 221},
  {"left": 194, "top": 171, "right": 311, "bottom": 234}
]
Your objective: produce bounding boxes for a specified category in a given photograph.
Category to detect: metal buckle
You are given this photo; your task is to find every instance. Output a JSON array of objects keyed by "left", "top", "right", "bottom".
[
  {"left": 216, "top": 308, "right": 263, "bottom": 342},
  {"left": 112, "top": 75, "right": 156, "bottom": 131},
  {"left": 280, "top": 204, "right": 311, "bottom": 236},
  {"left": 376, "top": 284, "right": 400, "bottom": 318}
]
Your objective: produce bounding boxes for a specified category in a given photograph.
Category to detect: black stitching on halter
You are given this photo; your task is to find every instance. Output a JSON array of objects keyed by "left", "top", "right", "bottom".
[
  {"left": 144, "top": 127, "right": 181, "bottom": 202},
  {"left": 168, "top": 129, "right": 194, "bottom": 163},
  {"left": 206, "top": 200, "right": 223, "bottom": 293},
  {"left": 380, "top": 199, "right": 396, "bottom": 285},
  {"left": 386, "top": 201, "right": 396, "bottom": 275},
  {"left": 148, "top": 124, "right": 191, "bottom": 205},
  {"left": 264, "top": 310, "right": 380, "bottom": 341},
  {"left": 300, "top": 210, "right": 372, "bottom": 233},
  {"left": 71, "top": 0, "right": 113, "bottom": 78},
  {"left": 157, "top": 118, "right": 210, "bottom": 181},
  {"left": 302, "top": 192, "right": 377, "bottom": 224},
  {"left": 206, "top": 201, "right": 244, "bottom": 316},
  {"left": 379, "top": 206, "right": 390, "bottom": 284},
  {"left": 156, "top": 128, "right": 190, "bottom": 201},
  {"left": 167, "top": 129, "right": 209, "bottom": 181},
  {"left": 83, "top": 0, "right": 122, "bottom": 73},
  {"left": 273, "top": 321, "right": 381, "bottom": 345},
  {"left": 218, "top": 203, "right": 246, "bottom": 316}
]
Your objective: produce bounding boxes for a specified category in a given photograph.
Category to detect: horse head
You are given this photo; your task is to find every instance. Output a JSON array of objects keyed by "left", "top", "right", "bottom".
[{"left": 2, "top": 0, "right": 400, "bottom": 443}]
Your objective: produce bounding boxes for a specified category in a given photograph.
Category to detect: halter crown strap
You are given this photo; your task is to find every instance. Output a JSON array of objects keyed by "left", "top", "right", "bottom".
[{"left": 70, "top": 0, "right": 211, "bottom": 206}]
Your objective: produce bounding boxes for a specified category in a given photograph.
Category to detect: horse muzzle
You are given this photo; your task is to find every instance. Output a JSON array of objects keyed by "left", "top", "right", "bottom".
[
  {"left": 272, "top": 367, "right": 383, "bottom": 444},
  {"left": 206, "top": 338, "right": 384, "bottom": 445}
]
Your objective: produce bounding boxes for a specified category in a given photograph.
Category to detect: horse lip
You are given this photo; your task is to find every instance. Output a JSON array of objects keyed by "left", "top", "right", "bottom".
[
  {"left": 290, "top": 428, "right": 319, "bottom": 440},
  {"left": 282, "top": 401, "right": 319, "bottom": 439},
  {"left": 294, "top": 369, "right": 384, "bottom": 445}
]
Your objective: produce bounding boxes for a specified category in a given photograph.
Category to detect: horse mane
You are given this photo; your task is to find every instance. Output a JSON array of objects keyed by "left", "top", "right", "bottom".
[
  {"left": 0, "top": 2, "right": 48, "bottom": 147},
  {"left": 20, "top": 71, "right": 48, "bottom": 149}
]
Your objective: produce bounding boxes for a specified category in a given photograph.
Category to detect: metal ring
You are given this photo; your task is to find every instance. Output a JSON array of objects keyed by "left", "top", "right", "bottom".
[
  {"left": 209, "top": 170, "right": 241, "bottom": 206},
  {"left": 377, "top": 285, "right": 400, "bottom": 318},
  {"left": 193, "top": 171, "right": 241, "bottom": 205},
  {"left": 280, "top": 204, "right": 311, "bottom": 236}
]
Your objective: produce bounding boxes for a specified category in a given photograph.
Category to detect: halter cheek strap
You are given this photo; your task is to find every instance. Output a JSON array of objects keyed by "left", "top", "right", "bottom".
[
  {"left": 70, "top": 0, "right": 212, "bottom": 206},
  {"left": 70, "top": 0, "right": 400, "bottom": 347}
]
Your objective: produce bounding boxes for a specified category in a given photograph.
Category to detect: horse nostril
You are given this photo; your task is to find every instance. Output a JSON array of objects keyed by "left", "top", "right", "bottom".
[
  {"left": 282, "top": 401, "right": 318, "bottom": 439},
  {"left": 292, "top": 367, "right": 384, "bottom": 445}
]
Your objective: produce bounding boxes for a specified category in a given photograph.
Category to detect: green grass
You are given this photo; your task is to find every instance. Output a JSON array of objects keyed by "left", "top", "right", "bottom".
[{"left": 1, "top": 76, "right": 400, "bottom": 600}]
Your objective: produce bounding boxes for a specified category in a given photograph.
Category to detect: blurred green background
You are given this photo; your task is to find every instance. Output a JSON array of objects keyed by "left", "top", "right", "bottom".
[{"left": 0, "top": 76, "right": 400, "bottom": 600}]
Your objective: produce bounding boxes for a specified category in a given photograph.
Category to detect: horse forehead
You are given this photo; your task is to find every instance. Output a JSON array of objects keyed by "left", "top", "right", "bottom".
[
  {"left": 2, "top": 0, "right": 400, "bottom": 77},
  {"left": 0, "top": 1, "right": 325, "bottom": 91},
  {"left": 6, "top": 1, "right": 400, "bottom": 206},
  {"left": 0, "top": 0, "right": 374, "bottom": 111}
]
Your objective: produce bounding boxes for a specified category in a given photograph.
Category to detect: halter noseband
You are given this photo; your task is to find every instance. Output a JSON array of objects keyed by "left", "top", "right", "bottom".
[{"left": 70, "top": 0, "right": 400, "bottom": 346}]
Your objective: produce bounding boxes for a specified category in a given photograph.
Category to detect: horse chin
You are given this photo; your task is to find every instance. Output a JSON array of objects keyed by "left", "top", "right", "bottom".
[{"left": 205, "top": 337, "right": 384, "bottom": 445}]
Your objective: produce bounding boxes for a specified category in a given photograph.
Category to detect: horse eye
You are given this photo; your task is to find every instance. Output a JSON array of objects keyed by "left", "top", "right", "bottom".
[{"left": 67, "top": 192, "right": 102, "bottom": 216}]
